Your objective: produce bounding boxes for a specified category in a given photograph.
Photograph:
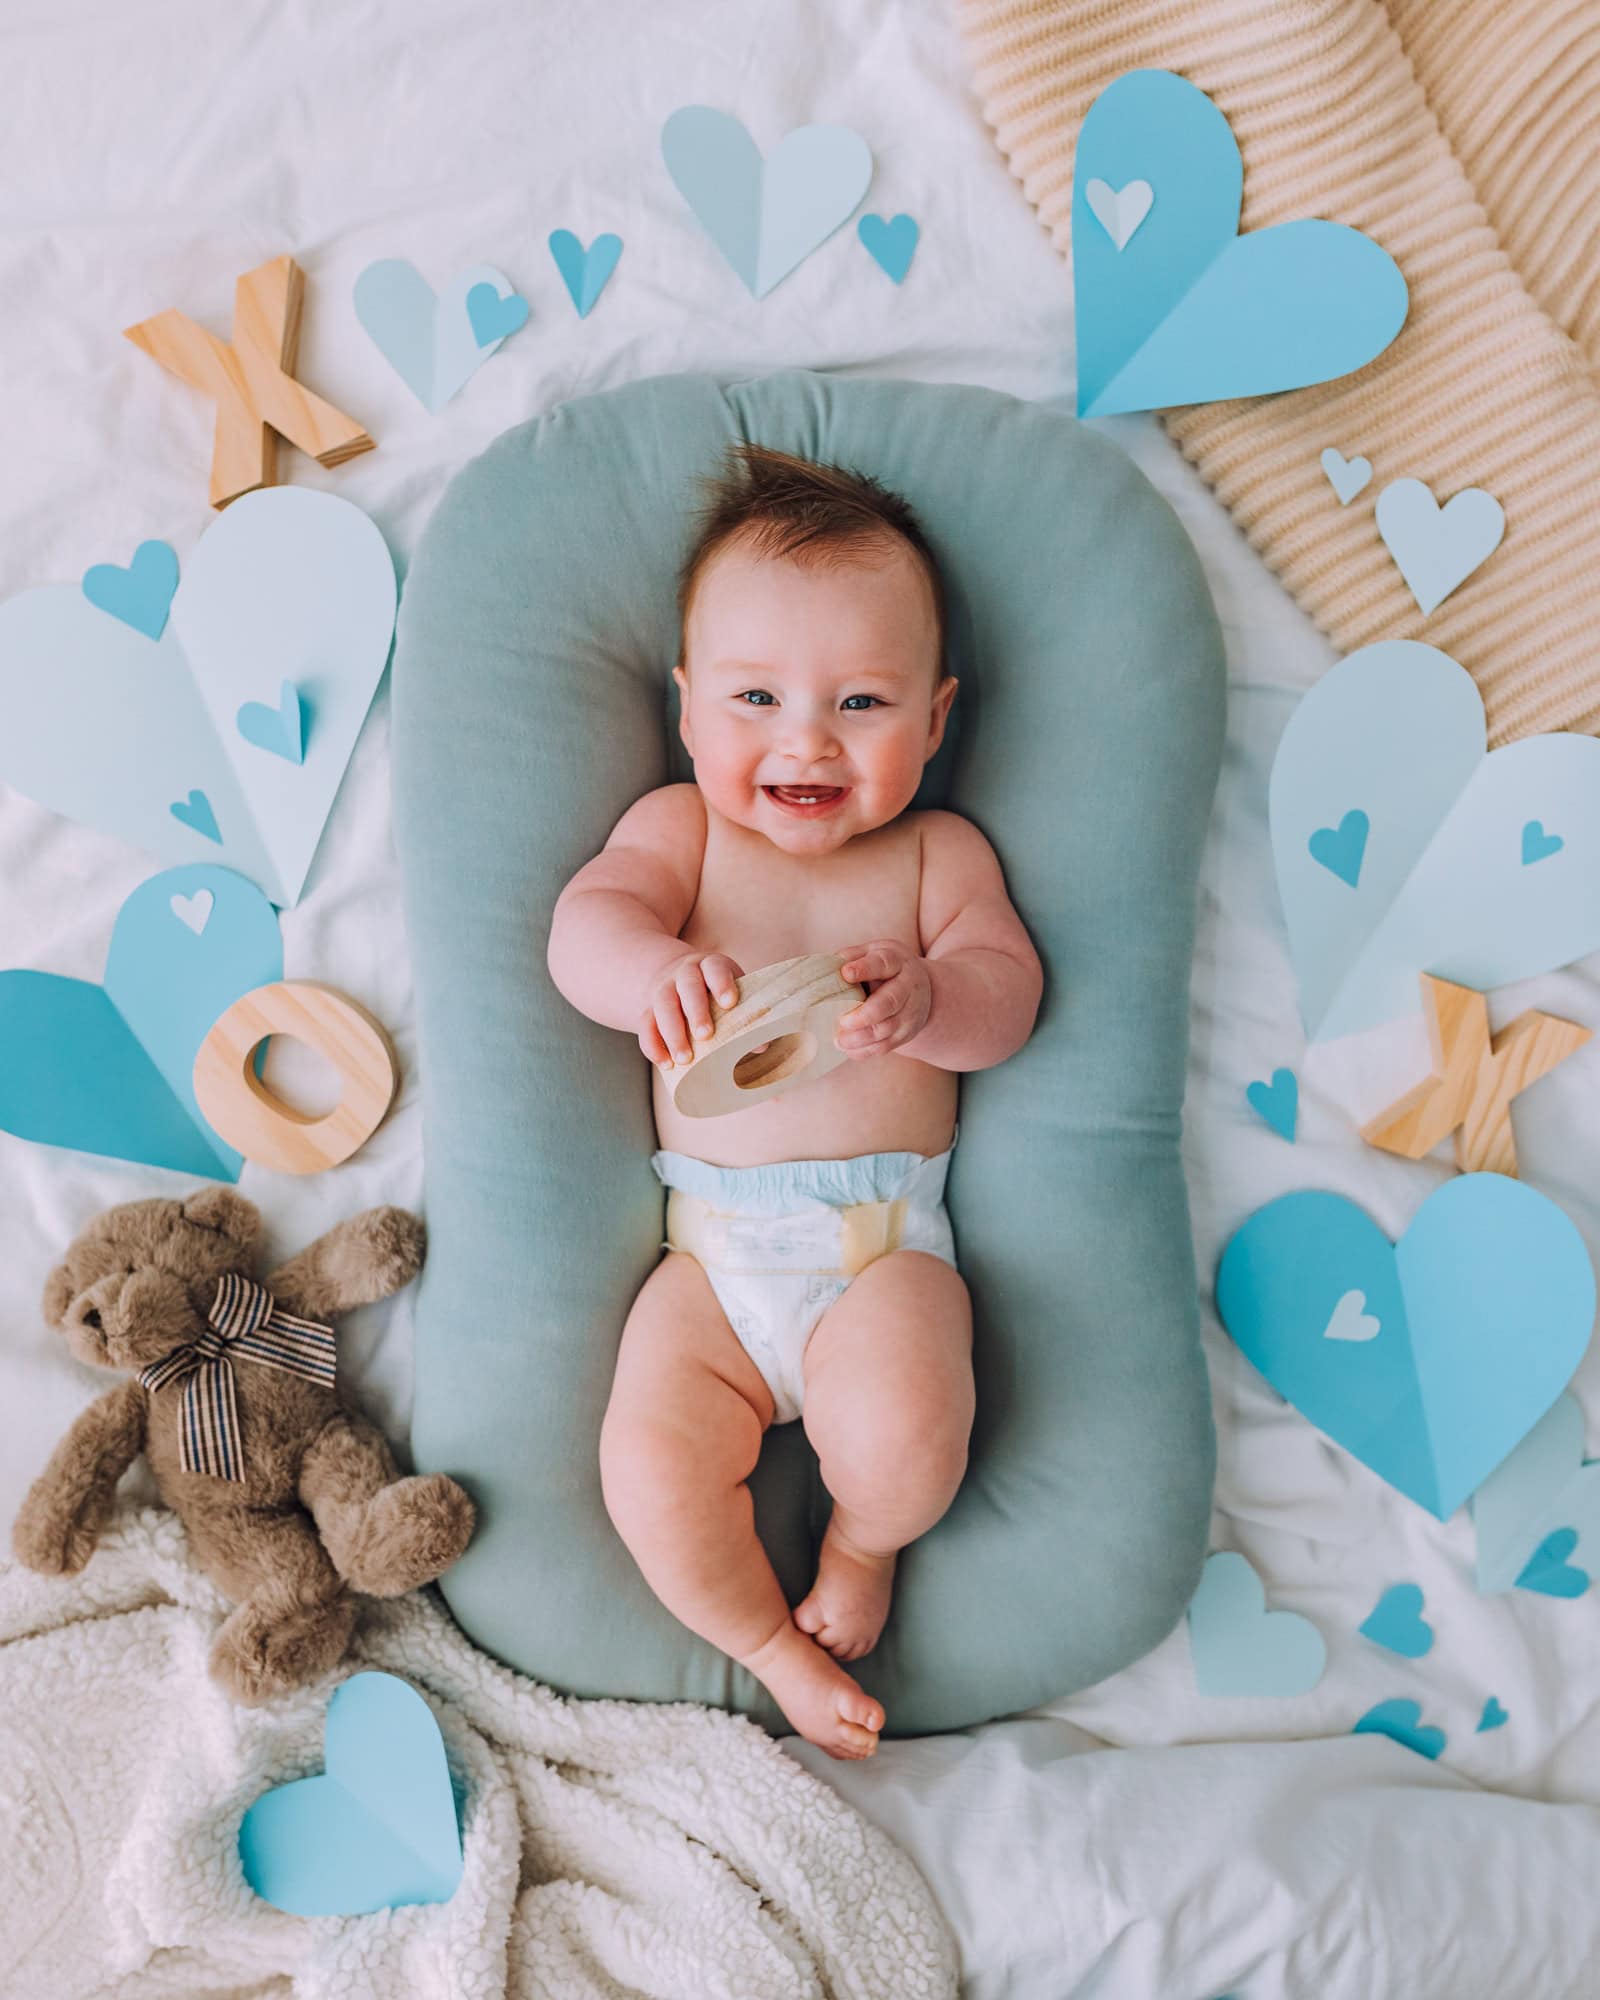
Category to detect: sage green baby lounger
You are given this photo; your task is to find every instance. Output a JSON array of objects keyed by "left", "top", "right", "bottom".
[{"left": 393, "top": 370, "right": 1225, "bottom": 1737}]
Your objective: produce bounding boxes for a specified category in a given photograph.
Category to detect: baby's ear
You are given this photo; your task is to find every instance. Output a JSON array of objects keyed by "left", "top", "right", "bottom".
[{"left": 183, "top": 1187, "right": 262, "bottom": 1254}]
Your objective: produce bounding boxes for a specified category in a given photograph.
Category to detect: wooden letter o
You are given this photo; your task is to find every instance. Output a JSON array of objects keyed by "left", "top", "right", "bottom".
[{"left": 193, "top": 981, "right": 399, "bottom": 1175}]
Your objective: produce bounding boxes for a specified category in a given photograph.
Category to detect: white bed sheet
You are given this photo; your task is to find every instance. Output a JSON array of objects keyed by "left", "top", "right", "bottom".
[{"left": 4, "top": 3, "right": 1599, "bottom": 1996}]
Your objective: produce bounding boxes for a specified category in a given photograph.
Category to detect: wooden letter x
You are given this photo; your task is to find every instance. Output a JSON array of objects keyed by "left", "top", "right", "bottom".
[
  {"left": 124, "top": 256, "right": 373, "bottom": 509},
  {"left": 1362, "top": 974, "right": 1591, "bottom": 1177}
]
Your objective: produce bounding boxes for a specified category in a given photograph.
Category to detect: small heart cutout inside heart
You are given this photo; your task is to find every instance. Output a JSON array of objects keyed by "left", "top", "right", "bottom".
[
  {"left": 170, "top": 889, "right": 214, "bottom": 935},
  {"left": 1308, "top": 809, "right": 1370, "bottom": 888}
]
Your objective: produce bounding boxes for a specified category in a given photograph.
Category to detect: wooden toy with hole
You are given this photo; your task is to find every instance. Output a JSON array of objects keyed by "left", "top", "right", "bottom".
[
  {"left": 666, "top": 952, "right": 866, "bottom": 1118},
  {"left": 193, "top": 980, "right": 399, "bottom": 1173},
  {"left": 125, "top": 255, "right": 374, "bottom": 509},
  {"left": 1361, "top": 974, "right": 1592, "bottom": 1177}
]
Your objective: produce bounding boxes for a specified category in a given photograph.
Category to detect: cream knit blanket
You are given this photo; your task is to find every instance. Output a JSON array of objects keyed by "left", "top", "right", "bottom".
[{"left": 956, "top": 0, "right": 1600, "bottom": 745}]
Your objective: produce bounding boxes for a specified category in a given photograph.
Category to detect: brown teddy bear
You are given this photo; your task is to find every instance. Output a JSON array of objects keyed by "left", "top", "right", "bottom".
[{"left": 11, "top": 1187, "right": 476, "bottom": 1704}]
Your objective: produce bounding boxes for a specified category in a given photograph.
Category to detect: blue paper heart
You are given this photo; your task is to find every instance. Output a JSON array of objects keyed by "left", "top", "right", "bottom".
[
  {"left": 1477, "top": 1696, "right": 1509, "bottom": 1733},
  {"left": 465, "top": 281, "right": 530, "bottom": 347},
  {"left": 1472, "top": 1393, "right": 1600, "bottom": 1593},
  {"left": 1269, "top": 641, "right": 1600, "bottom": 1041},
  {"left": 1308, "top": 809, "right": 1368, "bottom": 888},
  {"left": 1359, "top": 1583, "right": 1434, "bottom": 1658},
  {"left": 1216, "top": 1176, "right": 1596, "bottom": 1520},
  {"left": 548, "top": 229, "right": 623, "bottom": 317},
  {"left": 1245, "top": 1067, "right": 1298, "bottom": 1142},
  {"left": 170, "top": 789, "right": 221, "bottom": 843},
  {"left": 1376, "top": 478, "right": 1504, "bottom": 616},
  {"left": 1515, "top": 1526, "right": 1590, "bottom": 1598},
  {"left": 858, "top": 212, "right": 919, "bottom": 283},
  {"left": 1073, "top": 70, "right": 1408, "bottom": 417},
  {"left": 1522, "top": 819, "right": 1564, "bottom": 866},
  {"left": 661, "top": 105, "right": 872, "bottom": 298},
  {"left": 81, "top": 540, "right": 179, "bottom": 640},
  {"left": 236, "top": 679, "right": 306, "bottom": 764},
  {"left": 239, "top": 1672, "right": 462, "bottom": 1916},
  {"left": 1353, "top": 1697, "right": 1446, "bottom": 1761},
  {"left": 1186, "top": 1550, "right": 1325, "bottom": 1696},
  {"left": 353, "top": 260, "right": 523, "bottom": 410},
  {"left": 0, "top": 865, "right": 281, "bottom": 1177}
]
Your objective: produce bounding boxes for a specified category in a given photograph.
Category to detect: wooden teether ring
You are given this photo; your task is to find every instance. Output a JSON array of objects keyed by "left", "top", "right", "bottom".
[
  {"left": 193, "top": 980, "right": 400, "bottom": 1174},
  {"left": 668, "top": 952, "right": 866, "bottom": 1119}
]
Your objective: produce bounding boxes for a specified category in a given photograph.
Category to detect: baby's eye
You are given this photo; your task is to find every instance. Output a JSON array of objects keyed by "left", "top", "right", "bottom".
[
  {"left": 842, "top": 695, "right": 881, "bottom": 711},
  {"left": 737, "top": 690, "right": 776, "bottom": 706}
]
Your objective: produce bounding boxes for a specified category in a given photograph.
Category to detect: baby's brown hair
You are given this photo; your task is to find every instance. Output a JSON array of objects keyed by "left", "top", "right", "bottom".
[{"left": 676, "top": 442, "right": 947, "bottom": 675}]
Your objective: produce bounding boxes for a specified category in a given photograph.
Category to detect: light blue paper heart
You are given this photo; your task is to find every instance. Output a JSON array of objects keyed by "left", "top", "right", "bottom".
[
  {"left": 0, "top": 488, "right": 397, "bottom": 908},
  {"left": 1376, "top": 478, "right": 1505, "bottom": 616},
  {"left": 1216, "top": 1175, "right": 1595, "bottom": 1520},
  {"left": 0, "top": 865, "right": 280, "bottom": 1178},
  {"left": 1515, "top": 1526, "right": 1589, "bottom": 1598},
  {"left": 857, "top": 212, "right": 919, "bottom": 283},
  {"left": 239, "top": 1672, "right": 462, "bottom": 1917},
  {"left": 1308, "top": 809, "right": 1369, "bottom": 888},
  {"left": 1522, "top": 819, "right": 1563, "bottom": 866},
  {"left": 1353, "top": 1698, "right": 1446, "bottom": 1761},
  {"left": 1477, "top": 1696, "right": 1509, "bottom": 1732},
  {"left": 353, "top": 260, "right": 522, "bottom": 410},
  {"left": 661, "top": 105, "right": 872, "bottom": 298},
  {"left": 547, "top": 230, "right": 623, "bottom": 317},
  {"left": 465, "top": 281, "right": 530, "bottom": 347},
  {"left": 1472, "top": 1393, "right": 1600, "bottom": 1593},
  {"left": 1269, "top": 640, "right": 1600, "bottom": 1040},
  {"left": 1359, "top": 1583, "right": 1434, "bottom": 1658},
  {"left": 1320, "top": 447, "right": 1372, "bottom": 505},
  {"left": 1186, "top": 1551, "right": 1326, "bottom": 1697},
  {"left": 81, "top": 540, "right": 179, "bottom": 639},
  {"left": 1073, "top": 69, "right": 1408, "bottom": 417},
  {"left": 1245, "top": 1067, "right": 1298, "bottom": 1142},
  {"left": 236, "top": 680, "right": 305, "bottom": 764}
]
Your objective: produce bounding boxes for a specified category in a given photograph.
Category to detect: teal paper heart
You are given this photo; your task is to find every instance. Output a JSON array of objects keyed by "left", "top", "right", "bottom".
[
  {"left": 1522, "top": 819, "right": 1563, "bottom": 866},
  {"left": 1515, "top": 1527, "right": 1589, "bottom": 1598},
  {"left": 1308, "top": 809, "right": 1368, "bottom": 888},
  {"left": 1376, "top": 478, "right": 1504, "bottom": 616},
  {"left": 1477, "top": 1696, "right": 1509, "bottom": 1732},
  {"left": 1358, "top": 1583, "right": 1434, "bottom": 1658},
  {"left": 661, "top": 105, "right": 872, "bottom": 298},
  {"left": 1353, "top": 1697, "right": 1445, "bottom": 1761},
  {"left": 465, "top": 281, "right": 530, "bottom": 347},
  {"left": 0, "top": 864, "right": 280, "bottom": 1177},
  {"left": 1245, "top": 1067, "right": 1298, "bottom": 1142},
  {"left": 353, "top": 260, "right": 523, "bottom": 411},
  {"left": 1186, "top": 1551, "right": 1325, "bottom": 1697},
  {"left": 1320, "top": 446, "right": 1372, "bottom": 505},
  {"left": 857, "top": 212, "right": 919, "bottom": 283},
  {"left": 1073, "top": 70, "right": 1408, "bottom": 417},
  {"left": 81, "top": 540, "right": 179, "bottom": 639},
  {"left": 1269, "top": 641, "right": 1600, "bottom": 1040},
  {"left": 236, "top": 680, "right": 305, "bottom": 764},
  {"left": 548, "top": 230, "right": 623, "bottom": 317},
  {"left": 1216, "top": 1176, "right": 1595, "bottom": 1520},
  {"left": 0, "top": 488, "right": 396, "bottom": 908},
  {"left": 239, "top": 1673, "right": 463, "bottom": 1916}
]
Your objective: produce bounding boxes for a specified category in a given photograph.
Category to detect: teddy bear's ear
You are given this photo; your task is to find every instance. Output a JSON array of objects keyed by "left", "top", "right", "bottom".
[
  {"left": 41, "top": 1262, "right": 76, "bottom": 1328},
  {"left": 182, "top": 1187, "right": 262, "bottom": 1252}
]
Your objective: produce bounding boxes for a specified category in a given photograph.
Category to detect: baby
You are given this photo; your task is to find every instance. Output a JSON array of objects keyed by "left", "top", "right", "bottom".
[{"left": 548, "top": 444, "right": 1042, "bottom": 1759}]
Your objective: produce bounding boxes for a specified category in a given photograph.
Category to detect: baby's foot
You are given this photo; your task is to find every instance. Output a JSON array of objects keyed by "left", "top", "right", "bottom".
[
  {"left": 792, "top": 1516, "right": 897, "bottom": 1663},
  {"left": 739, "top": 1620, "right": 885, "bottom": 1760}
]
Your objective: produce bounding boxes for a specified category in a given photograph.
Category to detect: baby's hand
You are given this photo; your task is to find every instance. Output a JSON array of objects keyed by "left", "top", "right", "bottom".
[
  {"left": 641, "top": 951, "right": 744, "bottom": 1069},
  {"left": 834, "top": 940, "right": 933, "bottom": 1059}
]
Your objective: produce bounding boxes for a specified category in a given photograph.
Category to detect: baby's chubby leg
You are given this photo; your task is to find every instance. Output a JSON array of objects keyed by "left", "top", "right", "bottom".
[
  {"left": 795, "top": 1251, "right": 974, "bottom": 1661},
  {"left": 599, "top": 1252, "right": 886, "bottom": 1759}
]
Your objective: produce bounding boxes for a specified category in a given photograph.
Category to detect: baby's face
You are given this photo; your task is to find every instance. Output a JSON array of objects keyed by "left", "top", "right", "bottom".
[{"left": 673, "top": 536, "right": 956, "bottom": 855}]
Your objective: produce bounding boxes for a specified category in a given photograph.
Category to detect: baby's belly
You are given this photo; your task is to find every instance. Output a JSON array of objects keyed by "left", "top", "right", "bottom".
[{"left": 651, "top": 1045, "right": 958, "bottom": 1167}]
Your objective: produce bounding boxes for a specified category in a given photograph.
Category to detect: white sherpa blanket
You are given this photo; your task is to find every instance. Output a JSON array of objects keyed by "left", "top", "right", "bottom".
[{"left": 0, "top": 1506, "right": 957, "bottom": 2000}]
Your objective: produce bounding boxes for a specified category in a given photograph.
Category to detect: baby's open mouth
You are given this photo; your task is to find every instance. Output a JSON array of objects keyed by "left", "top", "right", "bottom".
[{"left": 764, "top": 785, "right": 849, "bottom": 812}]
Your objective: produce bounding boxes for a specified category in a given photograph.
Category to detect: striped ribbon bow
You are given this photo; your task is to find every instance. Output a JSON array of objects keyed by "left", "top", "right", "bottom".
[{"left": 138, "top": 1272, "right": 337, "bottom": 1482}]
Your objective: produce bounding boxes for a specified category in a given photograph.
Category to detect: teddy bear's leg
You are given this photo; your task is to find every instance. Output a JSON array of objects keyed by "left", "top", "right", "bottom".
[
  {"left": 300, "top": 1413, "right": 476, "bottom": 1599},
  {"left": 266, "top": 1208, "right": 427, "bottom": 1322},
  {"left": 184, "top": 1503, "right": 356, "bottom": 1705}
]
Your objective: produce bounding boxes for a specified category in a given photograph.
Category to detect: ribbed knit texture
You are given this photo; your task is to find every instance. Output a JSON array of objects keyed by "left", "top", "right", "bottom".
[{"left": 956, "top": 0, "right": 1600, "bottom": 745}]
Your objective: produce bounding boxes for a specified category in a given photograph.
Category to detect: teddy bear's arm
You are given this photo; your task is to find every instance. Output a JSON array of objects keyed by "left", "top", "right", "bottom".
[
  {"left": 266, "top": 1207, "right": 426, "bottom": 1320},
  {"left": 12, "top": 1377, "right": 146, "bottom": 1576}
]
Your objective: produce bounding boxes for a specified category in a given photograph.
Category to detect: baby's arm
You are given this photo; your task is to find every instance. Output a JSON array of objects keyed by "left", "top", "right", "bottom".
[
  {"left": 840, "top": 811, "right": 1042, "bottom": 1073},
  {"left": 547, "top": 784, "right": 737, "bottom": 1063}
]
